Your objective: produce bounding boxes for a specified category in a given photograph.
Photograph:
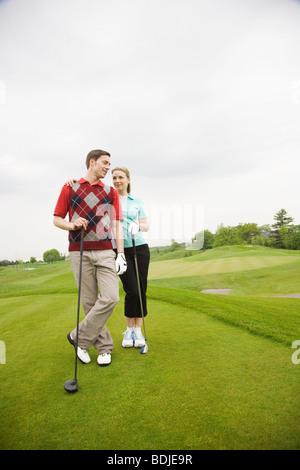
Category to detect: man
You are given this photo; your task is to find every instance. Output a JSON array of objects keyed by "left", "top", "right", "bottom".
[{"left": 53, "top": 149, "right": 127, "bottom": 367}]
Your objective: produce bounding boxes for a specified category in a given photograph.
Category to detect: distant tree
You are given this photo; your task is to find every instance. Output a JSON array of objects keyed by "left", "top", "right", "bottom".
[
  {"left": 43, "top": 249, "right": 60, "bottom": 263},
  {"left": 202, "top": 230, "right": 214, "bottom": 250},
  {"left": 272, "top": 209, "right": 294, "bottom": 228},
  {"left": 169, "top": 239, "right": 181, "bottom": 252},
  {"left": 254, "top": 225, "right": 272, "bottom": 246},
  {"left": 30, "top": 257, "right": 36, "bottom": 264},
  {"left": 186, "top": 230, "right": 214, "bottom": 251},
  {"left": 213, "top": 224, "right": 241, "bottom": 247},
  {"left": 237, "top": 223, "right": 260, "bottom": 244},
  {"left": 0, "top": 260, "right": 13, "bottom": 266},
  {"left": 271, "top": 209, "right": 294, "bottom": 248},
  {"left": 284, "top": 230, "right": 300, "bottom": 250}
]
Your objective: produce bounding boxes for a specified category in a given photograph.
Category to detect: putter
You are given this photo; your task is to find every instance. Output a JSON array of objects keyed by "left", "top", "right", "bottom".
[
  {"left": 64, "top": 226, "right": 85, "bottom": 393},
  {"left": 131, "top": 233, "right": 148, "bottom": 354}
]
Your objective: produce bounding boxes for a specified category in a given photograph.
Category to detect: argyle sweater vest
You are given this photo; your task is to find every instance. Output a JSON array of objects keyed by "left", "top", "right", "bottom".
[{"left": 68, "top": 181, "right": 116, "bottom": 251}]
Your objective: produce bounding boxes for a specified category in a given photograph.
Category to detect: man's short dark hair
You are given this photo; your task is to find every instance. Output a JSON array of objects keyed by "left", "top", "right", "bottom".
[{"left": 86, "top": 149, "right": 111, "bottom": 169}]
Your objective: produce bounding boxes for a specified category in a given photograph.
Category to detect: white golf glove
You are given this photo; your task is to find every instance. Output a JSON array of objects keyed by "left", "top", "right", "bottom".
[
  {"left": 116, "top": 253, "right": 127, "bottom": 275},
  {"left": 128, "top": 221, "right": 139, "bottom": 235}
]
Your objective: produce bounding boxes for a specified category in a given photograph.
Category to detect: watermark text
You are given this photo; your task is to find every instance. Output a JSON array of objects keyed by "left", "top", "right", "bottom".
[
  {"left": 291, "top": 340, "right": 300, "bottom": 364},
  {"left": 0, "top": 340, "right": 6, "bottom": 364}
]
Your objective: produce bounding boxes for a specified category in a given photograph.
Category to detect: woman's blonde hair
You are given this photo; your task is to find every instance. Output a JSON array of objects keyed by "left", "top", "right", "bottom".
[{"left": 112, "top": 167, "right": 131, "bottom": 193}]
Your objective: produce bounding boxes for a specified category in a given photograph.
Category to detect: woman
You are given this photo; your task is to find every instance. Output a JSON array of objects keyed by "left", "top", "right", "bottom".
[{"left": 111, "top": 167, "right": 150, "bottom": 349}]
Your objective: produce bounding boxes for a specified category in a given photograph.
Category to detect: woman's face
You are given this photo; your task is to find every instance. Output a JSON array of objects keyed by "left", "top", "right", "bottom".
[{"left": 112, "top": 170, "right": 130, "bottom": 193}]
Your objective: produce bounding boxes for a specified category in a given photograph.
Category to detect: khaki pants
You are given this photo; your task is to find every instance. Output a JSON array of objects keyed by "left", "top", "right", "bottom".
[{"left": 69, "top": 249, "right": 119, "bottom": 354}]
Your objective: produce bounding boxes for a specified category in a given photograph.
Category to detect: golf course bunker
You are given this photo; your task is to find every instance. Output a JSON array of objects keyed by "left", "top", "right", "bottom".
[
  {"left": 200, "top": 289, "right": 232, "bottom": 295},
  {"left": 270, "top": 293, "right": 300, "bottom": 298}
]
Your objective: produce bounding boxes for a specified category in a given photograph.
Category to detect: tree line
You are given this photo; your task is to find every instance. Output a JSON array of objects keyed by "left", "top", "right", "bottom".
[
  {"left": 0, "top": 250, "right": 66, "bottom": 266},
  {"left": 194, "top": 209, "right": 300, "bottom": 251}
]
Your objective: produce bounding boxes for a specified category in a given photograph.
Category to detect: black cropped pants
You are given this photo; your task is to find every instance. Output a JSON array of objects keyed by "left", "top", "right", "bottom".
[{"left": 119, "top": 244, "right": 150, "bottom": 318}]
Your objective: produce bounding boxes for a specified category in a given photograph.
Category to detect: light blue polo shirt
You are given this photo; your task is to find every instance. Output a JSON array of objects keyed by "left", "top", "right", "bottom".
[{"left": 119, "top": 194, "right": 147, "bottom": 248}]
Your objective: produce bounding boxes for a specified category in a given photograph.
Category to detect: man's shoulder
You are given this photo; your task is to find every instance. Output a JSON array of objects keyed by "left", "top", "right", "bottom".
[
  {"left": 71, "top": 181, "right": 82, "bottom": 192},
  {"left": 71, "top": 180, "right": 118, "bottom": 201}
]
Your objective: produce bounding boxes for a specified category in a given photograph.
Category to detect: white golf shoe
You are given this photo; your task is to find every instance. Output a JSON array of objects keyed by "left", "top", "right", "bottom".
[
  {"left": 67, "top": 332, "right": 91, "bottom": 364},
  {"left": 132, "top": 327, "right": 145, "bottom": 348},
  {"left": 122, "top": 328, "right": 134, "bottom": 348},
  {"left": 97, "top": 353, "right": 111, "bottom": 366}
]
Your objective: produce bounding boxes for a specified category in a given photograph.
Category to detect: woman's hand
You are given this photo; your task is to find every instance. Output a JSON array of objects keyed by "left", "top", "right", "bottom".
[
  {"left": 65, "top": 178, "right": 77, "bottom": 187},
  {"left": 128, "top": 221, "right": 139, "bottom": 235}
]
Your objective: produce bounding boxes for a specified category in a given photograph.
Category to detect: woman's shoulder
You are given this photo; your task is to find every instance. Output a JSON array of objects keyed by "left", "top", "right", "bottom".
[{"left": 129, "top": 194, "right": 145, "bottom": 205}]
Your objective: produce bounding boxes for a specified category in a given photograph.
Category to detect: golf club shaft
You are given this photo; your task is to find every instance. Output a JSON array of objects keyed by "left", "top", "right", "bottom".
[
  {"left": 131, "top": 234, "right": 147, "bottom": 341},
  {"left": 74, "top": 226, "right": 85, "bottom": 380}
]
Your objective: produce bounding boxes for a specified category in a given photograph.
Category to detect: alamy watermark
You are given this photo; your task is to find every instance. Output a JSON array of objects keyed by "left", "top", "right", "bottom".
[
  {"left": 0, "top": 80, "right": 6, "bottom": 104},
  {"left": 291, "top": 340, "right": 300, "bottom": 365},
  {"left": 146, "top": 203, "right": 205, "bottom": 249},
  {"left": 0, "top": 340, "right": 6, "bottom": 364}
]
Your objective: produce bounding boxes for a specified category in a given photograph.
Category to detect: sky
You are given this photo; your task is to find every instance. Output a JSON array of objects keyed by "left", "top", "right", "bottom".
[{"left": 0, "top": 0, "right": 299, "bottom": 260}]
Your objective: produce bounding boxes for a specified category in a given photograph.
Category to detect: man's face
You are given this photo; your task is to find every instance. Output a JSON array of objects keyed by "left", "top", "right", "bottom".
[{"left": 91, "top": 155, "right": 111, "bottom": 179}]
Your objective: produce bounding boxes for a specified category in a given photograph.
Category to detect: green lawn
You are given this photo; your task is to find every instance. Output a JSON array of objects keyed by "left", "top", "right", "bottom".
[
  {"left": 0, "top": 246, "right": 299, "bottom": 450},
  {"left": 149, "top": 245, "right": 300, "bottom": 296}
]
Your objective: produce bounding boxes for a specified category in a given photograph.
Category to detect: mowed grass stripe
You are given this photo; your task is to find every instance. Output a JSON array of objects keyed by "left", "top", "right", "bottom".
[
  {"left": 148, "top": 258, "right": 300, "bottom": 297},
  {"left": 149, "top": 255, "right": 299, "bottom": 279}
]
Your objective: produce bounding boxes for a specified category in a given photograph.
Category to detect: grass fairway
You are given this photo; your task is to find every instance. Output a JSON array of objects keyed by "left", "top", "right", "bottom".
[
  {"left": 149, "top": 245, "right": 300, "bottom": 296},
  {"left": 0, "top": 247, "right": 300, "bottom": 450}
]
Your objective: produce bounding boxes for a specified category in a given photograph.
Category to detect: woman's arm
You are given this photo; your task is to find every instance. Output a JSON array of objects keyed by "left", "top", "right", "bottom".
[
  {"left": 138, "top": 218, "right": 149, "bottom": 232},
  {"left": 112, "top": 219, "right": 125, "bottom": 253}
]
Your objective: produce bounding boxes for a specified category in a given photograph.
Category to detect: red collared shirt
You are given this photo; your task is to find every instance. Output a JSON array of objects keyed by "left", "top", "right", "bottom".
[{"left": 54, "top": 178, "right": 123, "bottom": 251}]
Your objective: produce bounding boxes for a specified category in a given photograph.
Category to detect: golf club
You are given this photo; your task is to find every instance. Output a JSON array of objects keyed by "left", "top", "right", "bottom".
[
  {"left": 64, "top": 225, "right": 85, "bottom": 393},
  {"left": 131, "top": 233, "right": 148, "bottom": 354}
]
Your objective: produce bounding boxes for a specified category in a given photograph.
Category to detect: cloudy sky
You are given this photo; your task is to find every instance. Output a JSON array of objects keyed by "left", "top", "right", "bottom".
[{"left": 0, "top": 0, "right": 299, "bottom": 260}]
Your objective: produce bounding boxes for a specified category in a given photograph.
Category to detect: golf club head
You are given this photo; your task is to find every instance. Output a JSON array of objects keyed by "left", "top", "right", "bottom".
[
  {"left": 64, "top": 378, "right": 78, "bottom": 393},
  {"left": 140, "top": 342, "right": 148, "bottom": 354}
]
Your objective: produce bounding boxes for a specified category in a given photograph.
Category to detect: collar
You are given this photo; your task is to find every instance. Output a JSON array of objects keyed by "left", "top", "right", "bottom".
[
  {"left": 78, "top": 177, "right": 104, "bottom": 187},
  {"left": 119, "top": 193, "right": 134, "bottom": 200}
]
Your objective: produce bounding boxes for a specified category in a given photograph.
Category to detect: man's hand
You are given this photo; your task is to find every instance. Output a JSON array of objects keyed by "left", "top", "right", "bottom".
[
  {"left": 54, "top": 215, "right": 88, "bottom": 232},
  {"left": 73, "top": 217, "right": 88, "bottom": 231},
  {"left": 116, "top": 253, "right": 127, "bottom": 276}
]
